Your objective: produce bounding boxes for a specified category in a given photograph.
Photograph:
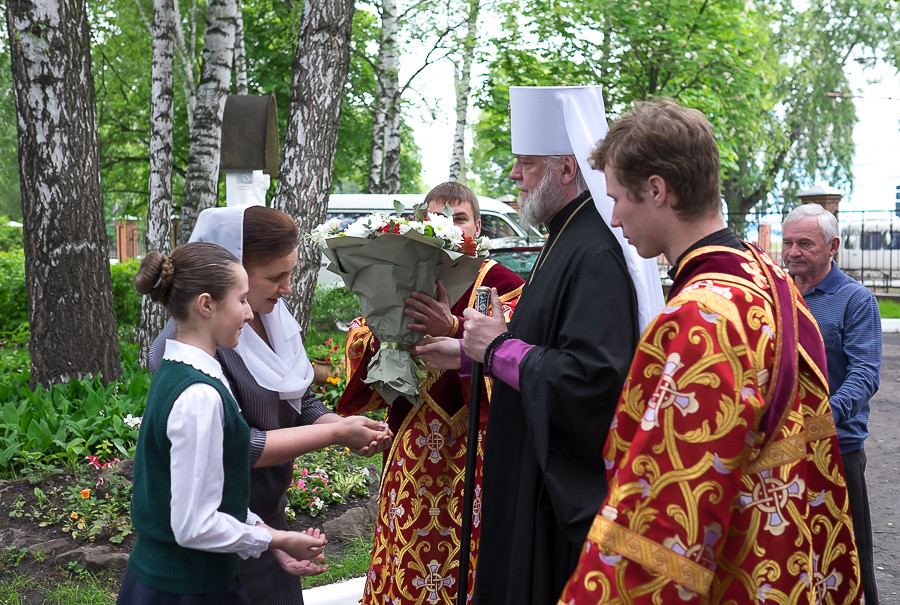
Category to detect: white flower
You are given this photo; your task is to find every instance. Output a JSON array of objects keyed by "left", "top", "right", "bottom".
[
  {"left": 309, "top": 217, "right": 343, "bottom": 244},
  {"left": 311, "top": 207, "right": 488, "bottom": 256},
  {"left": 123, "top": 414, "right": 142, "bottom": 429},
  {"left": 345, "top": 217, "right": 373, "bottom": 238},
  {"left": 406, "top": 221, "right": 427, "bottom": 235},
  {"left": 426, "top": 212, "right": 455, "bottom": 231},
  {"left": 313, "top": 497, "right": 325, "bottom": 510}
]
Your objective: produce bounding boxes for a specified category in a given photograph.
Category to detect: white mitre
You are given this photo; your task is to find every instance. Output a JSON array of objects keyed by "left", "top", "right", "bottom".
[{"left": 509, "top": 85, "right": 664, "bottom": 333}]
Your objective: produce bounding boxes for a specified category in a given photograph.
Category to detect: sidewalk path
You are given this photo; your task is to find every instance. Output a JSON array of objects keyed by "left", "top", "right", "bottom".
[{"left": 303, "top": 576, "right": 365, "bottom": 605}]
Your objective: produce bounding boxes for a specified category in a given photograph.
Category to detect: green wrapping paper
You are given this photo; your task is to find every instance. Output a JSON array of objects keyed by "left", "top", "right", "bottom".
[{"left": 321, "top": 230, "right": 484, "bottom": 405}]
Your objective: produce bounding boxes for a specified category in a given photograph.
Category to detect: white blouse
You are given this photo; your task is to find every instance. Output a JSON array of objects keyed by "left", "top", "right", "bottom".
[{"left": 162, "top": 340, "right": 272, "bottom": 559}]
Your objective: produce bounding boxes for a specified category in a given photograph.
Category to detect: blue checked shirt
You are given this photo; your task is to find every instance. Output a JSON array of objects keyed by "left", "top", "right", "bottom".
[{"left": 800, "top": 261, "right": 881, "bottom": 454}]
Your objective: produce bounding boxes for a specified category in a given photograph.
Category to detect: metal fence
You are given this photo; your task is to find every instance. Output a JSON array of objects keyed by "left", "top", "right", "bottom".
[{"left": 663, "top": 208, "right": 900, "bottom": 291}]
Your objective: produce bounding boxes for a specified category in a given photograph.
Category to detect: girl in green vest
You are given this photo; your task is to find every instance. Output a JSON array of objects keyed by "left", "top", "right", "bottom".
[{"left": 117, "top": 242, "right": 326, "bottom": 604}]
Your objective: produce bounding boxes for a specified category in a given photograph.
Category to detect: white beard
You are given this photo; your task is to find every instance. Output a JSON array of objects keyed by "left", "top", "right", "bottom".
[{"left": 518, "top": 165, "right": 566, "bottom": 228}]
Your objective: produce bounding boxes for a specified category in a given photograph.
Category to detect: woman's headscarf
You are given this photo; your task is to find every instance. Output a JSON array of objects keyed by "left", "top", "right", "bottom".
[{"left": 190, "top": 205, "right": 314, "bottom": 412}]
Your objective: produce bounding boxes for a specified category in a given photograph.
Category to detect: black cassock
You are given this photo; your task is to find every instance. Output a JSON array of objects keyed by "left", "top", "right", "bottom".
[{"left": 474, "top": 192, "right": 639, "bottom": 605}]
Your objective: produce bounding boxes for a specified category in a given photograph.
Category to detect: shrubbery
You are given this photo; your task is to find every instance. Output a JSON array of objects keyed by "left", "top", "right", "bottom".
[
  {"left": 0, "top": 251, "right": 142, "bottom": 336},
  {"left": 0, "top": 218, "right": 23, "bottom": 253},
  {"left": 109, "top": 257, "right": 142, "bottom": 332},
  {"left": 0, "top": 249, "right": 27, "bottom": 333},
  {"left": 0, "top": 339, "right": 149, "bottom": 477}
]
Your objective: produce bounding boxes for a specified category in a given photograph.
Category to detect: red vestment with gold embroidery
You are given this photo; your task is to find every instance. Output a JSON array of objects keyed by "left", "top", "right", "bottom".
[
  {"left": 338, "top": 260, "right": 523, "bottom": 604},
  {"left": 559, "top": 245, "right": 861, "bottom": 604}
]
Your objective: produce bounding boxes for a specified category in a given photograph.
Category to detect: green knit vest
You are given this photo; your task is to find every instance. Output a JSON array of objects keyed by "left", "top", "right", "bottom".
[{"left": 127, "top": 359, "right": 251, "bottom": 594}]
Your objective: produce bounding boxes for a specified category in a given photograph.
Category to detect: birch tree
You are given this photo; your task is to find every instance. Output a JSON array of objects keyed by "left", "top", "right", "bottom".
[
  {"left": 5, "top": 0, "right": 122, "bottom": 387},
  {"left": 365, "top": 0, "right": 466, "bottom": 193},
  {"left": 448, "top": 0, "right": 479, "bottom": 182},
  {"left": 176, "top": 0, "right": 236, "bottom": 243},
  {"left": 367, "top": 0, "right": 398, "bottom": 193},
  {"left": 233, "top": 5, "right": 248, "bottom": 95},
  {"left": 138, "top": 0, "right": 177, "bottom": 366},
  {"left": 274, "top": 0, "right": 354, "bottom": 333},
  {"left": 173, "top": 0, "right": 200, "bottom": 123}
]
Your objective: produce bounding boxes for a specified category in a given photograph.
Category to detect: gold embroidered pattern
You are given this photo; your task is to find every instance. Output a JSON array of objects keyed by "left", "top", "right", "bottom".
[{"left": 587, "top": 515, "right": 715, "bottom": 595}]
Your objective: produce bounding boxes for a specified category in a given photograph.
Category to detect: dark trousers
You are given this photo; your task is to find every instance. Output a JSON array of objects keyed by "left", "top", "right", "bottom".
[{"left": 843, "top": 447, "right": 878, "bottom": 604}]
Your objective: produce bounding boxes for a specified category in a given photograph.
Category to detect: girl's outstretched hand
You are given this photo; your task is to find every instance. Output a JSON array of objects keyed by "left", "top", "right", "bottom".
[{"left": 274, "top": 528, "right": 328, "bottom": 575}]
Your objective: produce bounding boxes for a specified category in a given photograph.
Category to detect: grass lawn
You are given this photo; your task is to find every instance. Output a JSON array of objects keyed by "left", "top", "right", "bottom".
[{"left": 878, "top": 298, "right": 900, "bottom": 319}]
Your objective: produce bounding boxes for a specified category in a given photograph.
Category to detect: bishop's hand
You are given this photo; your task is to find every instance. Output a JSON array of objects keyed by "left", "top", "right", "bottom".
[{"left": 462, "top": 288, "right": 506, "bottom": 363}]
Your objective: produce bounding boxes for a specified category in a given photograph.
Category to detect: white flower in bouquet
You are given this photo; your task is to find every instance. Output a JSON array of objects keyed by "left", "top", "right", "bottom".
[
  {"left": 344, "top": 217, "right": 373, "bottom": 239},
  {"left": 310, "top": 217, "right": 343, "bottom": 243}
]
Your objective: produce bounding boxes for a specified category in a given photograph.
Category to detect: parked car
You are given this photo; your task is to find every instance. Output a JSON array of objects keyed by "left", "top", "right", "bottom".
[
  {"left": 317, "top": 193, "right": 543, "bottom": 287},
  {"left": 488, "top": 236, "right": 543, "bottom": 280}
]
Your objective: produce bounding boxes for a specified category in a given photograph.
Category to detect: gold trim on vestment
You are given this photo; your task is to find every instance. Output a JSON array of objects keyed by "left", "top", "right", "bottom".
[
  {"left": 587, "top": 515, "right": 714, "bottom": 595},
  {"left": 744, "top": 413, "right": 836, "bottom": 474}
]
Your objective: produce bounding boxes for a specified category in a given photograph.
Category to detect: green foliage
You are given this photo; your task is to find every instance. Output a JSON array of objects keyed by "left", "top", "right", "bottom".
[
  {"left": 0, "top": 217, "right": 23, "bottom": 252},
  {"left": 0, "top": 324, "right": 30, "bottom": 378},
  {"left": 109, "top": 257, "right": 142, "bottom": 333},
  {"left": 313, "top": 375, "right": 346, "bottom": 411},
  {"left": 0, "top": 570, "right": 119, "bottom": 604},
  {"left": 878, "top": 298, "right": 900, "bottom": 319},
  {"left": 89, "top": 0, "right": 191, "bottom": 222},
  {"left": 0, "top": 248, "right": 140, "bottom": 342},
  {"left": 0, "top": 48, "right": 22, "bottom": 222},
  {"left": 0, "top": 249, "right": 27, "bottom": 333},
  {"left": 306, "top": 284, "right": 361, "bottom": 348},
  {"left": 0, "top": 347, "right": 149, "bottom": 477},
  {"left": 303, "top": 534, "right": 375, "bottom": 589},
  {"left": 471, "top": 0, "right": 900, "bottom": 218},
  {"left": 7, "top": 452, "right": 133, "bottom": 544},
  {"left": 285, "top": 465, "right": 344, "bottom": 518},
  {"left": 286, "top": 446, "right": 375, "bottom": 518}
]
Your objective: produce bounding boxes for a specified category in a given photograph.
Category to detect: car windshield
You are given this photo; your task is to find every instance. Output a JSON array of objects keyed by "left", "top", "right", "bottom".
[{"left": 505, "top": 212, "right": 544, "bottom": 240}]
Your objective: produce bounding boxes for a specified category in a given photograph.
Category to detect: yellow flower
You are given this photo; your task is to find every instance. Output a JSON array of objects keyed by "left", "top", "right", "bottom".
[
  {"left": 71, "top": 512, "right": 79, "bottom": 520},
  {"left": 80, "top": 488, "right": 91, "bottom": 499}
]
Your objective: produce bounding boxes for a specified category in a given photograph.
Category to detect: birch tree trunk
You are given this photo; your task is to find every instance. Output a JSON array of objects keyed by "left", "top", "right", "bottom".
[
  {"left": 139, "top": 0, "right": 177, "bottom": 367},
  {"left": 233, "top": 5, "right": 248, "bottom": 95},
  {"left": 135, "top": 0, "right": 198, "bottom": 124},
  {"left": 275, "top": 0, "right": 354, "bottom": 334},
  {"left": 367, "top": 0, "right": 398, "bottom": 193},
  {"left": 176, "top": 0, "right": 236, "bottom": 244},
  {"left": 5, "top": 0, "right": 122, "bottom": 387},
  {"left": 449, "top": 0, "right": 480, "bottom": 182},
  {"left": 173, "top": 0, "right": 199, "bottom": 123},
  {"left": 382, "top": 95, "right": 402, "bottom": 193}
]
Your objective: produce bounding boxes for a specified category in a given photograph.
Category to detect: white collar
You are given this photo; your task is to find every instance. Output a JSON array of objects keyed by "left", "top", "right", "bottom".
[{"left": 162, "top": 339, "right": 235, "bottom": 398}]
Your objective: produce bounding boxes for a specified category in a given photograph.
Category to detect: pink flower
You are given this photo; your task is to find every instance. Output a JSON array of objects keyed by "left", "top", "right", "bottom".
[{"left": 300, "top": 468, "right": 309, "bottom": 477}]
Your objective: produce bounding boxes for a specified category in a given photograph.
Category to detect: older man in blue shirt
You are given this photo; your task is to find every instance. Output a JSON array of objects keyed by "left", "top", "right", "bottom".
[{"left": 783, "top": 202, "right": 882, "bottom": 604}]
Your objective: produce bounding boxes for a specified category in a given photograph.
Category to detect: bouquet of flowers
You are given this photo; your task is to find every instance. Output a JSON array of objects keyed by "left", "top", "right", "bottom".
[{"left": 311, "top": 201, "right": 490, "bottom": 405}]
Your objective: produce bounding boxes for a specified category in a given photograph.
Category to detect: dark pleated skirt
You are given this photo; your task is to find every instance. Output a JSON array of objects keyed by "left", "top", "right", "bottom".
[{"left": 116, "top": 568, "right": 251, "bottom": 605}]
